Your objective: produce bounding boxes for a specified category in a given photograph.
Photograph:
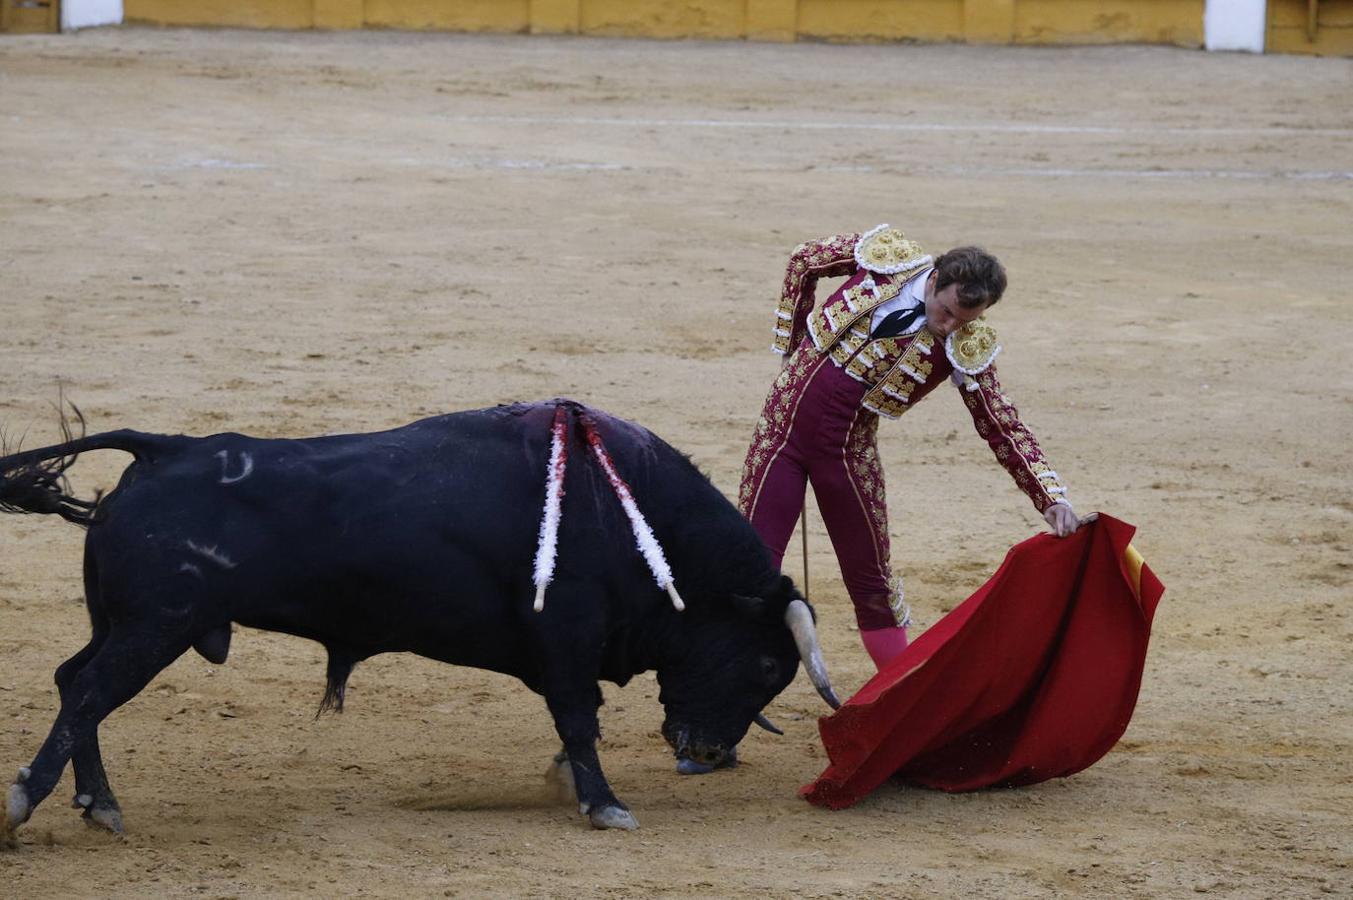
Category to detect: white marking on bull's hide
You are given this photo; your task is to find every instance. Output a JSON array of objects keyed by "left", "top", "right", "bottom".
[
  {"left": 533, "top": 407, "right": 570, "bottom": 612},
  {"left": 215, "top": 449, "right": 254, "bottom": 485},
  {"left": 178, "top": 562, "right": 204, "bottom": 579},
  {"left": 185, "top": 540, "right": 237, "bottom": 570},
  {"left": 580, "top": 417, "right": 685, "bottom": 612}
]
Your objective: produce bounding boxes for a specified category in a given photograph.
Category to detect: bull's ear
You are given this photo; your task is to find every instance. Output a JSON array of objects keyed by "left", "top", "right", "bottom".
[
  {"left": 733, "top": 576, "right": 806, "bottom": 622},
  {"left": 731, "top": 592, "right": 769, "bottom": 621}
]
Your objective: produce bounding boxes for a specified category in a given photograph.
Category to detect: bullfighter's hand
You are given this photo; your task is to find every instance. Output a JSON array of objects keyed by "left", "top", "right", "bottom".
[{"left": 1043, "top": 502, "right": 1082, "bottom": 537}]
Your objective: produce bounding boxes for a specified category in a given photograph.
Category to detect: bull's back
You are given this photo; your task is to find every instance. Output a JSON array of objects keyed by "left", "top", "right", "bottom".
[
  {"left": 84, "top": 404, "right": 642, "bottom": 674},
  {"left": 101, "top": 407, "right": 546, "bottom": 540}
]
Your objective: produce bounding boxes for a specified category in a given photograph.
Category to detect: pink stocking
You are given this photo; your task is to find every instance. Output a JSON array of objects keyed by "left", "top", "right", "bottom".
[{"left": 861, "top": 626, "right": 910, "bottom": 671}]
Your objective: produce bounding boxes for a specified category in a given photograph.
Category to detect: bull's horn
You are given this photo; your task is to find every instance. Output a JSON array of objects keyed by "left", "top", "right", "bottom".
[
  {"left": 752, "top": 713, "right": 784, "bottom": 736},
  {"left": 784, "top": 599, "right": 840, "bottom": 709}
]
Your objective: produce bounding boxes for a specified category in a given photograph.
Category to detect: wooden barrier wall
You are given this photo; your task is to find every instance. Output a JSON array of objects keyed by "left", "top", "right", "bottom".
[
  {"left": 122, "top": 0, "right": 1205, "bottom": 45},
  {"left": 1267, "top": 0, "right": 1353, "bottom": 54},
  {"left": 1, "top": 0, "right": 61, "bottom": 33}
]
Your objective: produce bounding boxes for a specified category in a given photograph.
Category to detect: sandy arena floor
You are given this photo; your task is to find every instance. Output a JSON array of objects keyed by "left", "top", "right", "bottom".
[{"left": 1, "top": 26, "right": 1350, "bottom": 898}]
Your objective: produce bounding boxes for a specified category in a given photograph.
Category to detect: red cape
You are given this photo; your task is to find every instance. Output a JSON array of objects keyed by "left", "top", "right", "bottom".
[{"left": 802, "top": 514, "right": 1163, "bottom": 809}]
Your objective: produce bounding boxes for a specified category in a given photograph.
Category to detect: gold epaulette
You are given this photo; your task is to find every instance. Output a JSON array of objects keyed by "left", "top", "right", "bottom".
[
  {"left": 854, "top": 224, "right": 933, "bottom": 277},
  {"left": 945, "top": 319, "right": 1002, "bottom": 375}
]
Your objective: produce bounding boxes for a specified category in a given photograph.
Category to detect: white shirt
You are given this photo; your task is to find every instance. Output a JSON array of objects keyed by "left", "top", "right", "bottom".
[{"left": 868, "top": 267, "right": 932, "bottom": 336}]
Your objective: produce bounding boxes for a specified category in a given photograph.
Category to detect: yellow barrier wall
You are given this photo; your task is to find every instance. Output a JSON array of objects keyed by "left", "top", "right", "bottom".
[
  {"left": 1015, "top": 0, "right": 1202, "bottom": 44},
  {"left": 1, "top": 0, "right": 61, "bottom": 33},
  {"left": 580, "top": 0, "right": 744, "bottom": 39},
  {"left": 1268, "top": 0, "right": 1353, "bottom": 55},
  {"left": 125, "top": 0, "right": 314, "bottom": 29},
  {"left": 797, "top": 0, "right": 965, "bottom": 43},
  {"left": 124, "top": 0, "right": 1213, "bottom": 48},
  {"left": 366, "top": 0, "right": 529, "bottom": 32}
]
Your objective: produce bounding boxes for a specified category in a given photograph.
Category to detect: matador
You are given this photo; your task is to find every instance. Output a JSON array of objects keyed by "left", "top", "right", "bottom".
[{"left": 737, "top": 225, "right": 1084, "bottom": 670}]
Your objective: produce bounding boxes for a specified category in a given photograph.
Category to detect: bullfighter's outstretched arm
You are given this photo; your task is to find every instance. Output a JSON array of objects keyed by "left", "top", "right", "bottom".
[
  {"left": 958, "top": 364, "right": 1072, "bottom": 517},
  {"left": 771, "top": 233, "right": 861, "bottom": 355}
]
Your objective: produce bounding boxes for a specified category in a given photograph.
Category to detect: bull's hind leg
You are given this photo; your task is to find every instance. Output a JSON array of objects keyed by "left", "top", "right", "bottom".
[
  {"left": 4, "top": 625, "right": 191, "bottom": 838},
  {"left": 51, "top": 552, "right": 126, "bottom": 832},
  {"left": 52, "top": 636, "right": 124, "bottom": 833}
]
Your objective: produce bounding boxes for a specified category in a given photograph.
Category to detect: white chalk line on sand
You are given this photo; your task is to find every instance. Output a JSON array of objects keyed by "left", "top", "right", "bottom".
[
  {"left": 140, "top": 154, "right": 1353, "bottom": 181},
  {"left": 442, "top": 113, "right": 1353, "bottom": 139},
  {"left": 154, "top": 157, "right": 269, "bottom": 171},
  {"left": 390, "top": 156, "right": 625, "bottom": 172},
  {"left": 390, "top": 155, "right": 1352, "bottom": 181},
  {"left": 819, "top": 164, "right": 1353, "bottom": 181}
]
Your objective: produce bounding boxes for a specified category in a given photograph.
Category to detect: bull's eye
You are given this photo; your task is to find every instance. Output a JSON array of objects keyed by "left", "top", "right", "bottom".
[{"left": 759, "top": 656, "right": 780, "bottom": 684}]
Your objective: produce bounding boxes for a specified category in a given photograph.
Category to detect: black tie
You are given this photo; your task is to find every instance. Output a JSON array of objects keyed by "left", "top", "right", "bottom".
[{"left": 872, "top": 302, "right": 925, "bottom": 339}]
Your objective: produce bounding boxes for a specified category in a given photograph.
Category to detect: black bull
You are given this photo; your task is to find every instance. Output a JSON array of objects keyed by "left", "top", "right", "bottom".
[{"left": 0, "top": 401, "right": 838, "bottom": 837}]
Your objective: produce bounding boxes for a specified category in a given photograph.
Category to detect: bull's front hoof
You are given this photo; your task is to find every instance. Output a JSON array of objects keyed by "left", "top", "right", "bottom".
[{"left": 588, "top": 805, "right": 638, "bottom": 831}]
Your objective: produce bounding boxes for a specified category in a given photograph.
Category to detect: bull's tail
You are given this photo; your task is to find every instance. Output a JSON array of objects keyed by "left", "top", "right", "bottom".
[
  {"left": 317, "top": 646, "right": 366, "bottom": 717},
  {"left": 0, "top": 405, "right": 181, "bottom": 528}
]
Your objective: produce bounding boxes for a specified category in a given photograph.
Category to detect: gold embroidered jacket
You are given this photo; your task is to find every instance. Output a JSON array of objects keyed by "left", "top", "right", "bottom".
[{"left": 769, "top": 225, "right": 1070, "bottom": 513}]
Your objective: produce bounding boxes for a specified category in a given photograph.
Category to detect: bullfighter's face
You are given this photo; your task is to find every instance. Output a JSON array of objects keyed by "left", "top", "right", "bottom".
[{"left": 923, "top": 271, "right": 989, "bottom": 339}]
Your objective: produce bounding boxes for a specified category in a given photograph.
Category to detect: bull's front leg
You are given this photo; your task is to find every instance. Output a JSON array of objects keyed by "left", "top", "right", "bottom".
[
  {"left": 531, "top": 577, "right": 637, "bottom": 831},
  {"left": 544, "top": 695, "right": 637, "bottom": 831}
]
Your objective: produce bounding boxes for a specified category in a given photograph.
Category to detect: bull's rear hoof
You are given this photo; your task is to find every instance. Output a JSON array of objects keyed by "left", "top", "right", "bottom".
[
  {"left": 82, "top": 804, "right": 124, "bottom": 835},
  {"left": 588, "top": 805, "right": 638, "bottom": 831},
  {"left": 3, "top": 783, "right": 31, "bottom": 845}
]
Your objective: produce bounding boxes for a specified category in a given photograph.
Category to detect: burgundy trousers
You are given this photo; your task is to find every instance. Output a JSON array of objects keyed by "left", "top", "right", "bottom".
[{"left": 738, "top": 341, "right": 905, "bottom": 631}]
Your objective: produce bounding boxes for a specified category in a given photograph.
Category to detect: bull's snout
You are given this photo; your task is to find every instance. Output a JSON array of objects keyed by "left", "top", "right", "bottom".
[
  {"left": 661, "top": 720, "right": 687, "bottom": 754},
  {"left": 685, "top": 743, "right": 727, "bottom": 767},
  {"left": 663, "top": 721, "right": 734, "bottom": 773}
]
